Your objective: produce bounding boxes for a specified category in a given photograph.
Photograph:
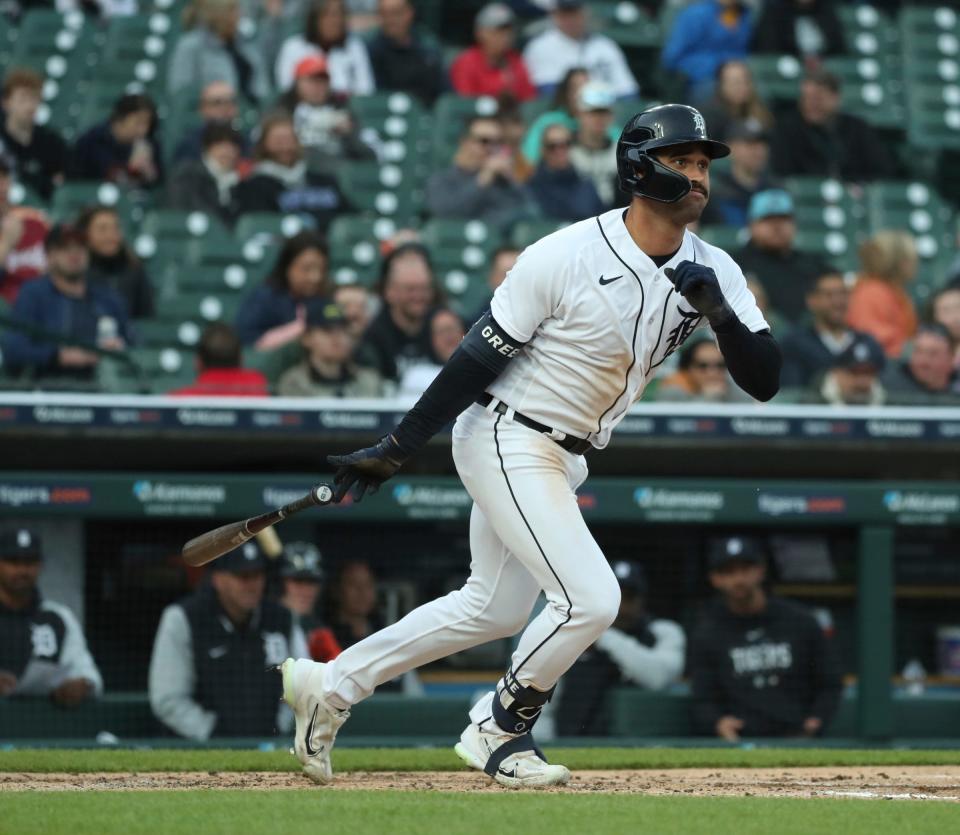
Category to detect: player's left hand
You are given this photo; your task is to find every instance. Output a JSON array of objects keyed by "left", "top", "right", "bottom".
[
  {"left": 327, "top": 435, "right": 408, "bottom": 503},
  {"left": 50, "top": 677, "right": 93, "bottom": 707},
  {"left": 664, "top": 261, "right": 733, "bottom": 325}
]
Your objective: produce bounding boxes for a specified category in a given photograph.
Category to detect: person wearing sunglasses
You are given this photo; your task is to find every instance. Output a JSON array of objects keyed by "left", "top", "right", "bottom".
[
  {"left": 657, "top": 334, "right": 751, "bottom": 402},
  {"left": 526, "top": 123, "right": 605, "bottom": 222},
  {"left": 425, "top": 114, "right": 535, "bottom": 229}
]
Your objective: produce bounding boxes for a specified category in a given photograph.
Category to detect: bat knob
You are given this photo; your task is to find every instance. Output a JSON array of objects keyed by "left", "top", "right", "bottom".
[{"left": 314, "top": 484, "right": 334, "bottom": 505}]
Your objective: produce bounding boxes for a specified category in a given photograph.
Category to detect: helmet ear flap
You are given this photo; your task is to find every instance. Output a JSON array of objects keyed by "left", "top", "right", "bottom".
[{"left": 625, "top": 148, "right": 653, "bottom": 181}]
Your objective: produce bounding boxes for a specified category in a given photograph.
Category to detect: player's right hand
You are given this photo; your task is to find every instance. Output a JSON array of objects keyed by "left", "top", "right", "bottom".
[{"left": 327, "top": 435, "right": 408, "bottom": 503}]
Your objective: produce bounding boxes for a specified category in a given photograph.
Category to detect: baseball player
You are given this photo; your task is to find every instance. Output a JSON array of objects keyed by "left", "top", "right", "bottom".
[{"left": 280, "top": 104, "right": 782, "bottom": 787}]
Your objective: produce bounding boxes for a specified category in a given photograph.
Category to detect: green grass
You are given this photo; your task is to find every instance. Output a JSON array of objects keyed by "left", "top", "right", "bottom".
[
  {"left": 1, "top": 791, "right": 956, "bottom": 835},
  {"left": 1, "top": 747, "right": 959, "bottom": 773}
]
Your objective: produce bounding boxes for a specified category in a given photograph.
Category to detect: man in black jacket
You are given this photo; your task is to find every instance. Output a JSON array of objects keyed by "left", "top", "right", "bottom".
[
  {"left": 734, "top": 189, "right": 834, "bottom": 323},
  {"left": 780, "top": 270, "right": 884, "bottom": 389},
  {"left": 769, "top": 69, "right": 895, "bottom": 183},
  {"left": 366, "top": 0, "right": 446, "bottom": 106},
  {"left": 689, "top": 536, "right": 843, "bottom": 740},
  {"left": 148, "top": 543, "right": 308, "bottom": 740}
]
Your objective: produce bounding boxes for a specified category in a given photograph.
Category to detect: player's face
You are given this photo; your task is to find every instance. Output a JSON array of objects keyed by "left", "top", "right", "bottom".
[
  {"left": 213, "top": 570, "right": 266, "bottom": 615},
  {"left": 833, "top": 366, "right": 877, "bottom": 404},
  {"left": 651, "top": 145, "right": 712, "bottom": 225},
  {"left": 0, "top": 558, "right": 41, "bottom": 602},
  {"left": 283, "top": 578, "right": 321, "bottom": 616},
  {"left": 710, "top": 561, "right": 765, "bottom": 604}
]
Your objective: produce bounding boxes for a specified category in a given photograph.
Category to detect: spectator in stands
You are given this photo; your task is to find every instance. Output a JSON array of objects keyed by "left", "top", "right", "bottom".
[
  {"left": 166, "top": 123, "right": 243, "bottom": 227},
  {"left": 358, "top": 242, "right": 437, "bottom": 382},
  {"left": 367, "top": 0, "right": 445, "bottom": 106},
  {"left": 697, "top": 61, "right": 775, "bottom": 144},
  {"left": 0, "top": 528, "right": 103, "bottom": 707},
  {"left": 276, "top": 55, "right": 375, "bottom": 173},
  {"left": 76, "top": 205, "right": 154, "bottom": 320},
  {"left": 883, "top": 325, "right": 959, "bottom": 404},
  {"left": 770, "top": 69, "right": 895, "bottom": 183},
  {"left": 522, "top": 1, "right": 638, "bottom": 99},
  {"left": 278, "top": 541, "right": 326, "bottom": 633},
  {"left": 497, "top": 106, "right": 534, "bottom": 184},
  {"left": 0, "top": 156, "right": 48, "bottom": 305},
  {"left": 70, "top": 94, "right": 162, "bottom": 189},
  {"left": 527, "top": 123, "right": 605, "bottom": 222},
  {"left": 170, "top": 322, "right": 270, "bottom": 396},
  {"left": 700, "top": 120, "right": 775, "bottom": 229},
  {"left": 235, "top": 230, "right": 331, "bottom": 349},
  {"left": 780, "top": 270, "right": 885, "bottom": 389},
  {"left": 425, "top": 115, "right": 534, "bottom": 231},
  {"left": 274, "top": 0, "right": 375, "bottom": 95},
  {"left": 3, "top": 223, "right": 131, "bottom": 381},
  {"left": 847, "top": 230, "right": 919, "bottom": 358},
  {"left": 397, "top": 307, "right": 466, "bottom": 397},
  {"left": 328, "top": 559, "right": 383, "bottom": 650},
  {"left": 570, "top": 81, "right": 618, "bottom": 208},
  {"left": 277, "top": 300, "right": 383, "bottom": 396},
  {"left": 690, "top": 535, "right": 843, "bottom": 740},
  {"left": 488, "top": 245, "right": 518, "bottom": 294},
  {"left": 148, "top": 543, "right": 308, "bottom": 741},
  {"left": 522, "top": 67, "right": 589, "bottom": 165},
  {"left": 233, "top": 112, "right": 349, "bottom": 233},
  {"left": 804, "top": 333, "right": 887, "bottom": 406},
  {"left": 333, "top": 282, "right": 373, "bottom": 340},
  {"left": 554, "top": 560, "right": 685, "bottom": 736},
  {"left": 451, "top": 3, "right": 535, "bottom": 103},
  {"left": 751, "top": 0, "right": 845, "bottom": 60},
  {"left": 0, "top": 68, "right": 68, "bottom": 200},
  {"left": 656, "top": 336, "right": 753, "bottom": 403},
  {"left": 661, "top": 0, "right": 753, "bottom": 100},
  {"left": 930, "top": 285, "right": 960, "bottom": 368},
  {"left": 168, "top": 0, "right": 269, "bottom": 106},
  {"left": 734, "top": 189, "right": 833, "bottom": 323},
  {"left": 171, "top": 81, "right": 250, "bottom": 165}
]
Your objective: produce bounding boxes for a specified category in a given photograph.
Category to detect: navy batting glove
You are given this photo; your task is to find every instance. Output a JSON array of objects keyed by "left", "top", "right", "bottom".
[
  {"left": 327, "top": 435, "right": 408, "bottom": 503},
  {"left": 664, "top": 261, "right": 734, "bottom": 326}
]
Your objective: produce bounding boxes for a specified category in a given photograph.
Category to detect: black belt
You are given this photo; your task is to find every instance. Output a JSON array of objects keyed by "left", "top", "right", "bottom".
[{"left": 476, "top": 393, "right": 592, "bottom": 455}]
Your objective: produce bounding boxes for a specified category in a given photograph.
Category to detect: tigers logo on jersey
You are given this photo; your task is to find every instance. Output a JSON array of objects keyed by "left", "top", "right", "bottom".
[
  {"left": 31, "top": 623, "right": 59, "bottom": 659},
  {"left": 262, "top": 631, "right": 289, "bottom": 667}
]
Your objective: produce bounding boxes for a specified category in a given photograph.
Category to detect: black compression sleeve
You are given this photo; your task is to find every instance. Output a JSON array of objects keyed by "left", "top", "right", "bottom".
[
  {"left": 712, "top": 317, "right": 782, "bottom": 402},
  {"left": 390, "top": 313, "right": 524, "bottom": 457}
]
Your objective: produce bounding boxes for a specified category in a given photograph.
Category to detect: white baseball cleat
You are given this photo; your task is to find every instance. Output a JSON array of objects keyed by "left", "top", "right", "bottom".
[
  {"left": 280, "top": 657, "right": 350, "bottom": 784},
  {"left": 454, "top": 721, "right": 570, "bottom": 788}
]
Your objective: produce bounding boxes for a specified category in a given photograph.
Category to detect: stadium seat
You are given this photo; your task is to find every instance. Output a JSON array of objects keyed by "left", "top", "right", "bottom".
[
  {"left": 141, "top": 210, "right": 233, "bottom": 246},
  {"left": 421, "top": 219, "right": 497, "bottom": 268},
  {"left": 154, "top": 291, "right": 243, "bottom": 325},
  {"left": 336, "top": 161, "right": 419, "bottom": 222},
  {"left": 746, "top": 54, "right": 803, "bottom": 103},
  {"left": 234, "top": 213, "right": 312, "bottom": 245},
  {"left": 51, "top": 181, "right": 134, "bottom": 222},
  {"left": 698, "top": 225, "right": 747, "bottom": 251},
  {"left": 185, "top": 235, "right": 279, "bottom": 271},
  {"left": 327, "top": 215, "right": 396, "bottom": 287},
  {"left": 432, "top": 93, "right": 500, "bottom": 167},
  {"left": 509, "top": 219, "right": 570, "bottom": 250},
  {"left": 172, "top": 263, "right": 261, "bottom": 295}
]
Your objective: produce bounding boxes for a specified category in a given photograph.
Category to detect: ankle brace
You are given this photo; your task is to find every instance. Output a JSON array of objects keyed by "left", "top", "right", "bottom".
[{"left": 491, "top": 672, "right": 555, "bottom": 735}]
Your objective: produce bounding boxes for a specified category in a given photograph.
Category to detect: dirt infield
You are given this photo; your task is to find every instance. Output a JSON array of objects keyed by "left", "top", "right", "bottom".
[{"left": 2, "top": 766, "right": 959, "bottom": 800}]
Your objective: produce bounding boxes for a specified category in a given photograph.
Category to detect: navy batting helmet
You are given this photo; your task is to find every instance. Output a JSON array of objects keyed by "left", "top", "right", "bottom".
[{"left": 616, "top": 104, "right": 730, "bottom": 203}]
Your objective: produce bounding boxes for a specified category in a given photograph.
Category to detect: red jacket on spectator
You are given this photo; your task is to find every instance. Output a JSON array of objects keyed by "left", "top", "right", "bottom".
[
  {"left": 0, "top": 208, "right": 48, "bottom": 304},
  {"left": 169, "top": 368, "right": 270, "bottom": 397},
  {"left": 450, "top": 47, "right": 536, "bottom": 101}
]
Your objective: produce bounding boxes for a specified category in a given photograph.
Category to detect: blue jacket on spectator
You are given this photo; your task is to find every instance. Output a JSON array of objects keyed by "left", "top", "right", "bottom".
[
  {"left": 662, "top": 0, "right": 753, "bottom": 88},
  {"left": 69, "top": 122, "right": 164, "bottom": 186},
  {"left": 235, "top": 283, "right": 299, "bottom": 347},
  {"left": 2, "top": 274, "right": 131, "bottom": 376},
  {"left": 526, "top": 164, "right": 606, "bottom": 223}
]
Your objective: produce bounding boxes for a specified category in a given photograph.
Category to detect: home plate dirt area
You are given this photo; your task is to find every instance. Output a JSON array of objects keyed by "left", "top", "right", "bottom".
[{"left": 3, "top": 766, "right": 960, "bottom": 800}]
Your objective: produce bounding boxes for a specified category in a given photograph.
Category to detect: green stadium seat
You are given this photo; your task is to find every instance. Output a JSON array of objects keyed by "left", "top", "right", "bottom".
[
  {"left": 7, "top": 181, "right": 48, "bottom": 212},
  {"left": 337, "top": 162, "right": 419, "bottom": 222},
  {"left": 509, "top": 219, "right": 570, "bottom": 250},
  {"left": 185, "top": 235, "right": 279, "bottom": 271},
  {"left": 836, "top": 4, "right": 899, "bottom": 58},
  {"left": 234, "top": 213, "right": 311, "bottom": 245},
  {"left": 421, "top": 218, "right": 498, "bottom": 267},
  {"left": 141, "top": 210, "right": 232, "bottom": 245},
  {"left": 173, "top": 263, "right": 262, "bottom": 295},
  {"left": 436, "top": 266, "right": 490, "bottom": 320},
  {"left": 327, "top": 215, "right": 396, "bottom": 286},
  {"left": 154, "top": 291, "right": 243, "bottom": 325},
  {"left": 591, "top": 2, "right": 661, "bottom": 49},
  {"left": 821, "top": 56, "right": 905, "bottom": 130},
  {"left": 432, "top": 93, "right": 500, "bottom": 166},
  {"left": 746, "top": 54, "right": 803, "bottom": 103},
  {"left": 52, "top": 181, "right": 133, "bottom": 222},
  {"left": 698, "top": 225, "right": 747, "bottom": 251}
]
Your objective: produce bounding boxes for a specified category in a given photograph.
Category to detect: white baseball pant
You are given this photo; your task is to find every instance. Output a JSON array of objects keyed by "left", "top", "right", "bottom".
[{"left": 319, "top": 400, "right": 621, "bottom": 714}]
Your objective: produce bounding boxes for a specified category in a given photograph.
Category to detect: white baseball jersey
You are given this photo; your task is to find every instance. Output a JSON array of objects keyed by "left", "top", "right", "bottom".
[{"left": 488, "top": 208, "right": 769, "bottom": 449}]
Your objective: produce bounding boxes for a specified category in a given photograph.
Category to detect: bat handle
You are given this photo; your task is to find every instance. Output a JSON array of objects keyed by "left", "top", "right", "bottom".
[{"left": 276, "top": 483, "right": 335, "bottom": 520}]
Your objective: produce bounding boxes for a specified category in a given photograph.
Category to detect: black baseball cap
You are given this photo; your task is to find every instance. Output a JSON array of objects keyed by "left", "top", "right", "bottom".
[
  {"left": 306, "top": 301, "right": 348, "bottom": 330},
  {"left": 611, "top": 560, "right": 647, "bottom": 594},
  {"left": 45, "top": 222, "right": 86, "bottom": 251},
  {"left": 834, "top": 334, "right": 885, "bottom": 372},
  {"left": 0, "top": 528, "right": 43, "bottom": 562},
  {"left": 213, "top": 541, "right": 267, "bottom": 573},
  {"left": 726, "top": 119, "right": 769, "bottom": 143},
  {"left": 708, "top": 536, "right": 764, "bottom": 570},
  {"left": 281, "top": 542, "right": 324, "bottom": 582}
]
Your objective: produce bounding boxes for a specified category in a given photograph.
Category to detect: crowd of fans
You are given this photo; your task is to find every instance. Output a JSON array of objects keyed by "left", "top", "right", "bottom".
[{"left": 0, "top": 0, "right": 957, "bottom": 406}]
